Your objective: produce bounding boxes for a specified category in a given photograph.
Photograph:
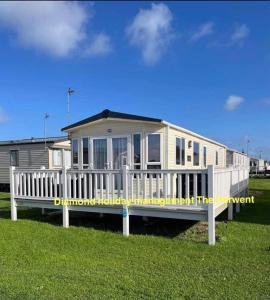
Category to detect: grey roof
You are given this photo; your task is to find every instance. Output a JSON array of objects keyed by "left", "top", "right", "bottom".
[
  {"left": 62, "top": 109, "right": 162, "bottom": 131},
  {"left": 0, "top": 136, "right": 68, "bottom": 146},
  {"left": 227, "top": 148, "right": 247, "bottom": 156}
]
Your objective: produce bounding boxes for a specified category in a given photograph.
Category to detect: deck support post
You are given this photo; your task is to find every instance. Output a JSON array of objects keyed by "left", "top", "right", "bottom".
[
  {"left": 122, "top": 165, "right": 129, "bottom": 236},
  {"left": 207, "top": 165, "right": 215, "bottom": 245},
  {"left": 63, "top": 205, "right": 69, "bottom": 228},
  {"left": 123, "top": 207, "right": 129, "bottom": 236},
  {"left": 62, "top": 166, "right": 69, "bottom": 228},
  {"left": 142, "top": 216, "right": 148, "bottom": 222},
  {"left": 228, "top": 203, "right": 233, "bottom": 220},
  {"left": 41, "top": 208, "right": 45, "bottom": 215},
  {"left": 10, "top": 166, "right": 17, "bottom": 221}
]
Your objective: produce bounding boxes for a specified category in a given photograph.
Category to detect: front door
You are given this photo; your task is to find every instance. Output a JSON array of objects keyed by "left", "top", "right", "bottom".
[{"left": 92, "top": 136, "right": 129, "bottom": 170}]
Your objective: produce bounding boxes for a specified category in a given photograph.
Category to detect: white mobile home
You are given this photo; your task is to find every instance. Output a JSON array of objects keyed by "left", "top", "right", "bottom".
[
  {"left": 265, "top": 161, "right": 270, "bottom": 172},
  {"left": 63, "top": 109, "right": 227, "bottom": 171},
  {"left": 0, "top": 137, "right": 71, "bottom": 191},
  {"left": 226, "top": 149, "right": 249, "bottom": 169},
  {"left": 250, "top": 157, "right": 265, "bottom": 174},
  {"left": 9, "top": 110, "right": 249, "bottom": 245}
]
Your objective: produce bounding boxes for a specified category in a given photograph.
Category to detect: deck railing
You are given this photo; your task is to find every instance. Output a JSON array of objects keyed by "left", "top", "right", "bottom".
[
  {"left": 12, "top": 169, "right": 61, "bottom": 199},
  {"left": 213, "top": 166, "right": 249, "bottom": 198},
  {"left": 9, "top": 165, "right": 249, "bottom": 245},
  {"left": 11, "top": 165, "right": 249, "bottom": 205}
]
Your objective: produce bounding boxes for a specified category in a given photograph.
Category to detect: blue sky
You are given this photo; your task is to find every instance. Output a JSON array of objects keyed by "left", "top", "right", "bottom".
[{"left": 0, "top": 1, "right": 269, "bottom": 159}]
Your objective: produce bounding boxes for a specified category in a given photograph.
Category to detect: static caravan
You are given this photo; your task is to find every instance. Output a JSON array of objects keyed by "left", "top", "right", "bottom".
[
  {"left": 9, "top": 110, "right": 250, "bottom": 245},
  {"left": 226, "top": 149, "right": 249, "bottom": 169},
  {"left": 62, "top": 109, "right": 227, "bottom": 171},
  {"left": 265, "top": 161, "right": 270, "bottom": 172},
  {"left": 0, "top": 136, "right": 71, "bottom": 191},
  {"left": 249, "top": 157, "right": 265, "bottom": 174}
]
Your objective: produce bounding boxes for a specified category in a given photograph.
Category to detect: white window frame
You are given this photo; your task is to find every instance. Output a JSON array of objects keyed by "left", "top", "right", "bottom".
[
  {"left": 146, "top": 133, "right": 162, "bottom": 168},
  {"left": 71, "top": 138, "right": 79, "bottom": 168},
  {"left": 175, "top": 136, "right": 185, "bottom": 166},
  {"left": 81, "top": 136, "right": 90, "bottom": 169},
  {"left": 132, "top": 133, "right": 142, "bottom": 169},
  {"left": 10, "top": 149, "right": 19, "bottom": 167},
  {"left": 52, "top": 149, "right": 62, "bottom": 167},
  {"left": 216, "top": 150, "right": 219, "bottom": 166},
  {"left": 203, "top": 145, "right": 207, "bottom": 167},
  {"left": 193, "top": 141, "right": 200, "bottom": 167}
]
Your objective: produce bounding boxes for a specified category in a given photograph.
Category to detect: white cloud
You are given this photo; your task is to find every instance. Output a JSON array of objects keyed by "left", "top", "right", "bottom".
[
  {"left": 0, "top": 1, "right": 89, "bottom": 57},
  {"left": 190, "top": 22, "right": 214, "bottom": 42},
  {"left": 126, "top": 3, "right": 174, "bottom": 65},
  {"left": 230, "top": 24, "right": 249, "bottom": 46},
  {"left": 224, "top": 95, "right": 244, "bottom": 111},
  {"left": 85, "top": 33, "right": 112, "bottom": 57},
  {"left": 0, "top": 107, "right": 9, "bottom": 123},
  {"left": 0, "top": 1, "right": 112, "bottom": 58}
]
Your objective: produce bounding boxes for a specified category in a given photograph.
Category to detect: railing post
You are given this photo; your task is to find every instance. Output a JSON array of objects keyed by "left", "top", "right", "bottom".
[
  {"left": 207, "top": 165, "right": 215, "bottom": 245},
  {"left": 122, "top": 165, "right": 129, "bottom": 236},
  {"left": 61, "top": 149, "right": 65, "bottom": 168},
  {"left": 228, "top": 168, "right": 233, "bottom": 220},
  {"left": 40, "top": 166, "right": 45, "bottom": 215},
  {"left": 62, "top": 166, "right": 69, "bottom": 228},
  {"left": 236, "top": 168, "right": 240, "bottom": 213},
  {"left": 9, "top": 166, "right": 17, "bottom": 221}
]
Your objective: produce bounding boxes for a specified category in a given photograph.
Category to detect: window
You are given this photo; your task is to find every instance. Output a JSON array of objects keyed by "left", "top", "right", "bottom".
[
  {"left": 72, "top": 139, "right": 78, "bottom": 165},
  {"left": 203, "top": 146, "right": 207, "bottom": 167},
  {"left": 147, "top": 133, "right": 161, "bottom": 169},
  {"left": 82, "top": 137, "right": 89, "bottom": 167},
  {"left": 216, "top": 151, "right": 219, "bottom": 166},
  {"left": 176, "top": 137, "right": 185, "bottom": 165},
  {"left": 147, "top": 134, "right": 160, "bottom": 162},
  {"left": 64, "top": 150, "right": 71, "bottom": 168},
  {"left": 93, "top": 139, "right": 107, "bottom": 169},
  {"left": 53, "top": 150, "right": 62, "bottom": 167},
  {"left": 133, "top": 134, "right": 141, "bottom": 169},
  {"left": 10, "top": 150, "right": 19, "bottom": 167},
  {"left": 193, "top": 142, "right": 200, "bottom": 166}
]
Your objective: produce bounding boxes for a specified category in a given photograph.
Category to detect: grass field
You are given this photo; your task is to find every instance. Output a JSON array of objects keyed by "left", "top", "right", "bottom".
[{"left": 0, "top": 179, "right": 269, "bottom": 299}]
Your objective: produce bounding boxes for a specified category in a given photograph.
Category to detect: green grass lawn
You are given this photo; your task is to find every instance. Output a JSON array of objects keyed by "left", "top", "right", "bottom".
[{"left": 0, "top": 179, "right": 269, "bottom": 299}]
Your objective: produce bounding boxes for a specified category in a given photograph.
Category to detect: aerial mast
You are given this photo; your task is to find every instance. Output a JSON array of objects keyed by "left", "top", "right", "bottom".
[
  {"left": 67, "top": 88, "right": 74, "bottom": 124},
  {"left": 44, "top": 112, "right": 49, "bottom": 149}
]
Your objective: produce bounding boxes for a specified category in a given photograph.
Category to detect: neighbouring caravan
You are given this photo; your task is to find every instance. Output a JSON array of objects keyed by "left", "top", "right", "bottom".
[
  {"left": 226, "top": 149, "right": 249, "bottom": 169},
  {"left": 265, "top": 161, "right": 270, "bottom": 172},
  {"left": 250, "top": 157, "right": 266, "bottom": 174},
  {"left": 62, "top": 109, "right": 228, "bottom": 171},
  {"left": 0, "top": 136, "right": 71, "bottom": 191}
]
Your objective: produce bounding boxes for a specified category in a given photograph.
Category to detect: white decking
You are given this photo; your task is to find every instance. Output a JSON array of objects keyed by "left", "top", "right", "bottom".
[{"left": 9, "top": 165, "right": 249, "bottom": 245}]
